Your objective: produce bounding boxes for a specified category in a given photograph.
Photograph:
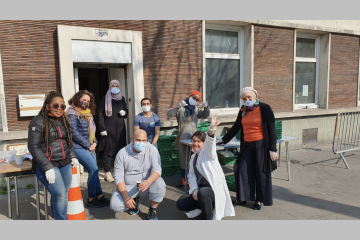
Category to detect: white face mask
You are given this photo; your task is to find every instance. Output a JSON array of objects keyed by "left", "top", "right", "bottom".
[
  {"left": 142, "top": 106, "right": 151, "bottom": 112},
  {"left": 244, "top": 99, "right": 257, "bottom": 107},
  {"left": 189, "top": 97, "right": 198, "bottom": 106},
  {"left": 192, "top": 148, "right": 201, "bottom": 154}
]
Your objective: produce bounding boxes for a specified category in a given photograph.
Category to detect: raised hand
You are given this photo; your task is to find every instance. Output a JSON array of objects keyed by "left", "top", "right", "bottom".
[{"left": 209, "top": 114, "right": 221, "bottom": 131}]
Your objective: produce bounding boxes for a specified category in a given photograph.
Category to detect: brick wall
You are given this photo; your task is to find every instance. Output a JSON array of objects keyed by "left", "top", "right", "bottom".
[
  {"left": 253, "top": 26, "right": 294, "bottom": 112},
  {"left": 328, "top": 34, "right": 359, "bottom": 109},
  {"left": 0, "top": 20, "right": 202, "bottom": 131}
]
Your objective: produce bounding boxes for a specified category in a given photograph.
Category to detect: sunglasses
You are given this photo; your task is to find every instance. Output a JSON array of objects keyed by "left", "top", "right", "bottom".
[
  {"left": 52, "top": 103, "right": 66, "bottom": 110},
  {"left": 192, "top": 96, "right": 200, "bottom": 102}
]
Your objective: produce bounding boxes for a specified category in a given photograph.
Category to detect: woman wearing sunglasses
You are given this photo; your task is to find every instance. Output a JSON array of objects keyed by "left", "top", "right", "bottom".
[
  {"left": 28, "top": 91, "right": 79, "bottom": 220},
  {"left": 166, "top": 91, "right": 210, "bottom": 186},
  {"left": 66, "top": 90, "right": 110, "bottom": 208}
]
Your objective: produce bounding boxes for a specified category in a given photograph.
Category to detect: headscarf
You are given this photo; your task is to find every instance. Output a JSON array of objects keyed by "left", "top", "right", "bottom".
[
  {"left": 66, "top": 105, "right": 96, "bottom": 144},
  {"left": 184, "top": 98, "right": 195, "bottom": 118},
  {"left": 240, "top": 86, "right": 258, "bottom": 99},
  {"left": 239, "top": 87, "right": 260, "bottom": 117},
  {"left": 105, "top": 79, "right": 123, "bottom": 117}
]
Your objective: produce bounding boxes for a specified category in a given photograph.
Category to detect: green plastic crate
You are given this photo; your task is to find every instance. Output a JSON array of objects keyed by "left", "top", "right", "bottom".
[
  {"left": 197, "top": 122, "right": 210, "bottom": 128},
  {"left": 159, "top": 151, "right": 172, "bottom": 159},
  {"left": 225, "top": 175, "right": 236, "bottom": 192},
  {"left": 198, "top": 126, "right": 209, "bottom": 132},
  {"left": 158, "top": 141, "right": 176, "bottom": 149},
  {"left": 161, "top": 158, "right": 180, "bottom": 168},
  {"left": 159, "top": 150, "right": 179, "bottom": 159},
  {"left": 236, "top": 130, "right": 242, "bottom": 140},
  {"left": 162, "top": 166, "right": 180, "bottom": 177},
  {"left": 275, "top": 121, "right": 282, "bottom": 140},
  {"left": 217, "top": 152, "right": 238, "bottom": 165},
  {"left": 158, "top": 135, "right": 177, "bottom": 141}
]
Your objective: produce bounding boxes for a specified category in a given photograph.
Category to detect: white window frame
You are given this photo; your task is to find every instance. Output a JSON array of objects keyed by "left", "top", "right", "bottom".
[
  {"left": 203, "top": 23, "right": 244, "bottom": 115},
  {"left": 295, "top": 33, "right": 320, "bottom": 110}
]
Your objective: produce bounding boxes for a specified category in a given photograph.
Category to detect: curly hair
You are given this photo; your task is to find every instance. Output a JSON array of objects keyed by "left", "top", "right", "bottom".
[
  {"left": 68, "top": 90, "right": 96, "bottom": 116},
  {"left": 38, "top": 91, "right": 72, "bottom": 148}
]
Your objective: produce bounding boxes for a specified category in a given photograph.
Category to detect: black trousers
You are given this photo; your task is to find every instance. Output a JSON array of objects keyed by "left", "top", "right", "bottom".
[
  {"left": 103, "top": 153, "right": 113, "bottom": 173},
  {"left": 176, "top": 187, "right": 215, "bottom": 220},
  {"left": 234, "top": 139, "right": 273, "bottom": 206}
]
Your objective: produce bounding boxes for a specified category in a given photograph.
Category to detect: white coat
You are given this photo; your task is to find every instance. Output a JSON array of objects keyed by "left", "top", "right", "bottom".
[{"left": 187, "top": 134, "right": 235, "bottom": 220}]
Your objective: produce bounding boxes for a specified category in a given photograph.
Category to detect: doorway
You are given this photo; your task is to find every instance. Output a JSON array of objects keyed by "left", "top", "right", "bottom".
[{"left": 74, "top": 66, "right": 131, "bottom": 158}]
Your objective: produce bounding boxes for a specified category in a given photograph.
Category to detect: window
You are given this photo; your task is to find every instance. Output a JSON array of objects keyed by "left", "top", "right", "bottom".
[
  {"left": 295, "top": 35, "right": 320, "bottom": 109},
  {"left": 204, "top": 25, "right": 243, "bottom": 111}
]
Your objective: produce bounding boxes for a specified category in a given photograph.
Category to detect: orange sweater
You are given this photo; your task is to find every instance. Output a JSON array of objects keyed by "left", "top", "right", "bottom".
[{"left": 242, "top": 107, "right": 264, "bottom": 142}]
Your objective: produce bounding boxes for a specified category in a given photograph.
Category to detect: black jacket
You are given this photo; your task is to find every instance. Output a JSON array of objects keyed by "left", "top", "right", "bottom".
[
  {"left": 222, "top": 102, "right": 278, "bottom": 172},
  {"left": 28, "top": 114, "right": 76, "bottom": 173}
]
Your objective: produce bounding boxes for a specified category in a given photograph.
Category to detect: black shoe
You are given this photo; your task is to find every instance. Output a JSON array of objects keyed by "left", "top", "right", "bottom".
[
  {"left": 97, "top": 196, "right": 110, "bottom": 206},
  {"left": 232, "top": 199, "right": 246, "bottom": 206},
  {"left": 253, "top": 201, "right": 262, "bottom": 210},
  {"left": 148, "top": 208, "right": 158, "bottom": 220},
  {"left": 86, "top": 198, "right": 104, "bottom": 208}
]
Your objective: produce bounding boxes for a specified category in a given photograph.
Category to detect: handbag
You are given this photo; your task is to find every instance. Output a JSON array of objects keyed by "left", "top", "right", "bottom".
[{"left": 175, "top": 115, "right": 193, "bottom": 149}]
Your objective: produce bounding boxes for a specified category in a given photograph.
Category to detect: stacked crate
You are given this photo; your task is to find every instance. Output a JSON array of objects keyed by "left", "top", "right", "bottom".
[
  {"left": 275, "top": 121, "right": 282, "bottom": 140},
  {"left": 225, "top": 175, "right": 236, "bottom": 192},
  {"left": 217, "top": 152, "right": 238, "bottom": 165},
  {"left": 158, "top": 135, "right": 180, "bottom": 177}
]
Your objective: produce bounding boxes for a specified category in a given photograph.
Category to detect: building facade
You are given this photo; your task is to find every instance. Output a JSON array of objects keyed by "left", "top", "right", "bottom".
[{"left": 1, "top": 20, "right": 360, "bottom": 157}]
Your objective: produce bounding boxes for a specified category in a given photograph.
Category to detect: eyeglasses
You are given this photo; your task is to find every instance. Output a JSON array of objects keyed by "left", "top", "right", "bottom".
[
  {"left": 52, "top": 103, "right": 66, "bottom": 110},
  {"left": 192, "top": 96, "right": 200, "bottom": 102}
]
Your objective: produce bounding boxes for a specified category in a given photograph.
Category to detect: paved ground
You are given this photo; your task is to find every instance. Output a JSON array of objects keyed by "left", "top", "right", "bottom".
[{"left": 1, "top": 143, "right": 360, "bottom": 220}]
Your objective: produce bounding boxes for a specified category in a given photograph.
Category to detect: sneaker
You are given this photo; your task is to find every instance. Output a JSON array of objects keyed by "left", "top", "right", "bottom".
[
  {"left": 129, "top": 197, "right": 140, "bottom": 215},
  {"left": 86, "top": 198, "right": 104, "bottom": 208},
  {"left": 148, "top": 208, "right": 158, "bottom": 220},
  {"left": 104, "top": 172, "right": 114, "bottom": 182},
  {"left": 97, "top": 195, "right": 110, "bottom": 206}
]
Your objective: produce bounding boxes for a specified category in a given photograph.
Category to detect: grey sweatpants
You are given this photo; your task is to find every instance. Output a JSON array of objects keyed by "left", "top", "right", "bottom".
[{"left": 110, "top": 177, "right": 166, "bottom": 212}]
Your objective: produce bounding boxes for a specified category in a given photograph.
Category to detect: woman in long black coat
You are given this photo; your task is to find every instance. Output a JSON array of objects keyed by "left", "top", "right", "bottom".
[
  {"left": 219, "top": 87, "right": 278, "bottom": 210},
  {"left": 98, "top": 79, "right": 128, "bottom": 182}
]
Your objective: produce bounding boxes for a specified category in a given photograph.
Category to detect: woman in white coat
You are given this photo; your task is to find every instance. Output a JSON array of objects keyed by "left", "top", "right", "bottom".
[{"left": 176, "top": 114, "right": 235, "bottom": 220}]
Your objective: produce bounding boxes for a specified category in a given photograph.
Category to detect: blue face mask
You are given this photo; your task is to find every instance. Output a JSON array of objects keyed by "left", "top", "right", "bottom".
[
  {"left": 134, "top": 141, "right": 146, "bottom": 152},
  {"left": 110, "top": 87, "right": 120, "bottom": 94},
  {"left": 245, "top": 99, "right": 257, "bottom": 107}
]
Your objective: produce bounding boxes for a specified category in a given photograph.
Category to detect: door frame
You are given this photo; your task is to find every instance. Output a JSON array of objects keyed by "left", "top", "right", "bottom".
[{"left": 57, "top": 25, "right": 144, "bottom": 139}]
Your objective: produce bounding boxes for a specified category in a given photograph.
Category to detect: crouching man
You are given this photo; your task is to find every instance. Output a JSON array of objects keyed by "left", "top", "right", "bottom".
[{"left": 110, "top": 129, "right": 166, "bottom": 220}]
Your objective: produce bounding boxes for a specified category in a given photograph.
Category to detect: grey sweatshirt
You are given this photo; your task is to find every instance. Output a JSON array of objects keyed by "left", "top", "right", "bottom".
[{"left": 113, "top": 142, "right": 162, "bottom": 186}]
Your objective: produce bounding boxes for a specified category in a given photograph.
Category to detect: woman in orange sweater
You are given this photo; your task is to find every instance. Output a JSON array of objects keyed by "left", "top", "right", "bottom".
[{"left": 219, "top": 87, "right": 278, "bottom": 210}]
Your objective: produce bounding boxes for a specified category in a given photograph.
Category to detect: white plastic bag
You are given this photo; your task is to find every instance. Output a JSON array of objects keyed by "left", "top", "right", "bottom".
[{"left": 0, "top": 151, "right": 17, "bottom": 164}]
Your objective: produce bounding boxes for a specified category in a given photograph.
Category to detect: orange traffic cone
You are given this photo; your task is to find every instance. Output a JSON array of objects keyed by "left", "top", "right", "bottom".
[{"left": 67, "top": 166, "right": 87, "bottom": 220}]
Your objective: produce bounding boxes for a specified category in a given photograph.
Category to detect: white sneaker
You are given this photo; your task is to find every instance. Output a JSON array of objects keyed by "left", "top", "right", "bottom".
[{"left": 104, "top": 172, "right": 114, "bottom": 182}]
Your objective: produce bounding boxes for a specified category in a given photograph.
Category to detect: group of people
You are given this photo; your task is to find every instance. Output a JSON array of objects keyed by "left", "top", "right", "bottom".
[{"left": 28, "top": 80, "right": 278, "bottom": 220}]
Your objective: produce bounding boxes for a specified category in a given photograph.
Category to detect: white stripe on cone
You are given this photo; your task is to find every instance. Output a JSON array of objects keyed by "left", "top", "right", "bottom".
[
  {"left": 70, "top": 173, "right": 80, "bottom": 188},
  {"left": 67, "top": 199, "right": 85, "bottom": 215}
]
